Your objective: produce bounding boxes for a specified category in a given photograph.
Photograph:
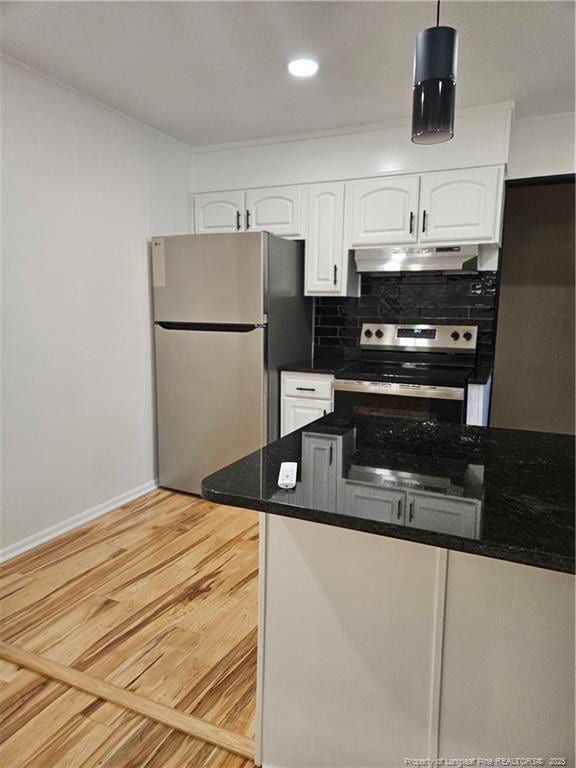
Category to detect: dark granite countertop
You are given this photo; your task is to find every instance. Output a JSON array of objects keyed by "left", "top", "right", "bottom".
[
  {"left": 202, "top": 414, "right": 575, "bottom": 574},
  {"left": 468, "top": 361, "right": 493, "bottom": 385},
  {"left": 280, "top": 359, "right": 351, "bottom": 375},
  {"left": 282, "top": 358, "right": 494, "bottom": 386}
]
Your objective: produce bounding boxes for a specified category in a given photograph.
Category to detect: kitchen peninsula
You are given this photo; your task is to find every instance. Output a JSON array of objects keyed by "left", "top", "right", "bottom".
[{"left": 203, "top": 415, "right": 575, "bottom": 768}]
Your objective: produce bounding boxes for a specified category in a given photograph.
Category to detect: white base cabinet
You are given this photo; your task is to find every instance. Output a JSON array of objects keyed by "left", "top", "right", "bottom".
[
  {"left": 258, "top": 519, "right": 575, "bottom": 768},
  {"left": 281, "top": 397, "right": 329, "bottom": 436},
  {"left": 280, "top": 372, "right": 334, "bottom": 437}
]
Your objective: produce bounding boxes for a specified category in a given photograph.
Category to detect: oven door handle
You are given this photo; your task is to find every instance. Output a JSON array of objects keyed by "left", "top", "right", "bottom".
[{"left": 333, "top": 380, "right": 465, "bottom": 401}]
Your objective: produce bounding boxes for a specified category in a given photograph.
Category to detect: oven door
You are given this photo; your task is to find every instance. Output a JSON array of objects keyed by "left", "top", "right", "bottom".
[{"left": 334, "top": 380, "right": 465, "bottom": 423}]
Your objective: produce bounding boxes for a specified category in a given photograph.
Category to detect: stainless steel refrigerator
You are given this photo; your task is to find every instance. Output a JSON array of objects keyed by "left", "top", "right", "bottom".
[{"left": 151, "top": 232, "right": 312, "bottom": 494}]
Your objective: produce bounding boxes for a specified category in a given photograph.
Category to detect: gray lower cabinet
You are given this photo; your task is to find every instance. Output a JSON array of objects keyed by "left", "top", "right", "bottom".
[
  {"left": 343, "top": 482, "right": 405, "bottom": 523},
  {"left": 301, "top": 433, "right": 339, "bottom": 512},
  {"left": 406, "top": 491, "right": 481, "bottom": 538}
]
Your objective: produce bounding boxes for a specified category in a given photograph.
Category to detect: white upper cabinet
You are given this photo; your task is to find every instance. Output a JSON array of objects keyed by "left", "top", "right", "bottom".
[
  {"left": 245, "top": 186, "right": 304, "bottom": 238},
  {"left": 305, "top": 182, "right": 345, "bottom": 295},
  {"left": 419, "top": 166, "right": 504, "bottom": 244},
  {"left": 194, "top": 191, "right": 244, "bottom": 234},
  {"left": 346, "top": 176, "right": 420, "bottom": 246}
]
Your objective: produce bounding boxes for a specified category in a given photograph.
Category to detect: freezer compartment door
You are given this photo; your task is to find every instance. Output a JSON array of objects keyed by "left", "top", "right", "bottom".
[
  {"left": 155, "top": 324, "right": 266, "bottom": 494},
  {"left": 152, "top": 233, "right": 265, "bottom": 324}
]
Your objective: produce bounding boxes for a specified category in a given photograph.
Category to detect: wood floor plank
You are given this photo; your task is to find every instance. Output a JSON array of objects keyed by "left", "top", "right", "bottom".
[
  {"left": 0, "top": 642, "right": 255, "bottom": 760},
  {"left": 0, "top": 667, "right": 255, "bottom": 768},
  {"left": 0, "top": 490, "right": 260, "bottom": 759}
]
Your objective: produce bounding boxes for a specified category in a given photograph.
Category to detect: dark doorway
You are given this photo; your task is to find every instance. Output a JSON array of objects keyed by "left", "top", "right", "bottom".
[{"left": 490, "top": 176, "right": 575, "bottom": 434}]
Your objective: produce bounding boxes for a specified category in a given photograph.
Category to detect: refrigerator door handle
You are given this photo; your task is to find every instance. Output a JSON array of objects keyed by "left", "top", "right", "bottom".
[{"left": 155, "top": 321, "right": 266, "bottom": 332}]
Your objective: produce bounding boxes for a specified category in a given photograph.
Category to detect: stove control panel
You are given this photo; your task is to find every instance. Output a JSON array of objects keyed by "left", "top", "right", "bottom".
[{"left": 360, "top": 324, "right": 478, "bottom": 352}]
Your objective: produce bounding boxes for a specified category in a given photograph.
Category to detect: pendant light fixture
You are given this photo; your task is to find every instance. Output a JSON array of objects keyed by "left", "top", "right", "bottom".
[{"left": 411, "top": 0, "right": 458, "bottom": 144}]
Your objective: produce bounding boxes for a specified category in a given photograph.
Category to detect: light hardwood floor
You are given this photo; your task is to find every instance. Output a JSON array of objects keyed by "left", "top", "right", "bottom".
[{"left": 0, "top": 489, "right": 259, "bottom": 767}]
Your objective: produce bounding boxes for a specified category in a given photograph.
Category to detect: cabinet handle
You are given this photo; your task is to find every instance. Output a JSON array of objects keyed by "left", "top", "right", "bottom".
[
  {"left": 333, "top": 264, "right": 338, "bottom": 286},
  {"left": 329, "top": 445, "right": 333, "bottom": 465},
  {"left": 422, "top": 210, "right": 427, "bottom": 233},
  {"left": 397, "top": 500, "right": 402, "bottom": 520},
  {"left": 296, "top": 387, "right": 316, "bottom": 392},
  {"left": 409, "top": 501, "right": 414, "bottom": 522},
  {"left": 246, "top": 210, "right": 251, "bottom": 230},
  {"left": 409, "top": 211, "right": 414, "bottom": 234},
  {"left": 236, "top": 210, "right": 241, "bottom": 231},
  {"left": 323, "top": 409, "right": 327, "bottom": 416}
]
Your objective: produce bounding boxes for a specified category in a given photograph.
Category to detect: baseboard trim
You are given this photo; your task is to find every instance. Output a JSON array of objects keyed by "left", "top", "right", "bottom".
[{"left": 0, "top": 480, "right": 158, "bottom": 562}]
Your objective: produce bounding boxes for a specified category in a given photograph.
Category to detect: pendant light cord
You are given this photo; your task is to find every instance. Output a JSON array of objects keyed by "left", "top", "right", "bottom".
[{"left": 436, "top": 0, "right": 441, "bottom": 26}]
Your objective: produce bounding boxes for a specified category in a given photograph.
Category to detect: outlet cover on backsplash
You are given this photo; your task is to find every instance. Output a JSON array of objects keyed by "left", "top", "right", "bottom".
[{"left": 314, "top": 271, "right": 499, "bottom": 360}]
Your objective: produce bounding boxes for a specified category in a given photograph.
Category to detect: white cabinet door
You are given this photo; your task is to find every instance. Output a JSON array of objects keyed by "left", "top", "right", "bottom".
[
  {"left": 439, "top": 553, "right": 575, "bottom": 762},
  {"left": 346, "top": 176, "right": 420, "bottom": 246},
  {"left": 344, "top": 482, "right": 406, "bottom": 523},
  {"left": 194, "top": 191, "right": 244, "bottom": 234},
  {"left": 419, "top": 166, "right": 503, "bottom": 244},
  {"left": 281, "top": 396, "right": 330, "bottom": 437},
  {"left": 245, "top": 186, "right": 304, "bottom": 237},
  {"left": 305, "top": 182, "right": 345, "bottom": 295},
  {"left": 406, "top": 492, "right": 480, "bottom": 538}
]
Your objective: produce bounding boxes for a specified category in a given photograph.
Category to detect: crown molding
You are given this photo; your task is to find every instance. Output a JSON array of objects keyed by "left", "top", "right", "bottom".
[{"left": 189, "top": 101, "right": 517, "bottom": 155}]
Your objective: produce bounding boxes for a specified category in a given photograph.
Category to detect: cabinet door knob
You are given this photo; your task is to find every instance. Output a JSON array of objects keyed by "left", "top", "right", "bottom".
[
  {"left": 246, "top": 210, "right": 251, "bottom": 230},
  {"left": 409, "top": 211, "right": 414, "bottom": 234},
  {"left": 422, "top": 210, "right": 427, "bottom": 233},
  {"left": 409, "top": 502, "right": 414, "bottom": 522},
  {"left": 397, "top": 500, "right": 402, "bottom": 520},
  {"left": 236, "top": 210, "right": 241, "bottom": 231},
  {"left": 333, "top": 264, "right": 338, "bottom": 286}
]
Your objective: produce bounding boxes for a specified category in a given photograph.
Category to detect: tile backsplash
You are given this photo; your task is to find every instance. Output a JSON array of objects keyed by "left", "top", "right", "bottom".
[{"left": 314, "top": 272, "right": 498, "bottom": 360}]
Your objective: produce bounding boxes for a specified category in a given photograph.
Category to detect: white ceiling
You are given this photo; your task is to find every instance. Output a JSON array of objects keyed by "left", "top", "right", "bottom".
[{"left": 1, "top": 1, "right": 574, "bottom": 148}]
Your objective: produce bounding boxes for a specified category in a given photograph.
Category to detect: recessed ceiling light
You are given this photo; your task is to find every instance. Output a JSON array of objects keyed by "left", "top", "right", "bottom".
[{"left": 288, "top": 58, "right": 319, "bottom": 78}]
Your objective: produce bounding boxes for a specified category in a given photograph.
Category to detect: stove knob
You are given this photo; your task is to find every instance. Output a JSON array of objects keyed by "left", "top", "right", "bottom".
[
  {"left": 463, "top": 331, "right": 473, "bottom": 341},
  {"left": 364, "top": 329, "right": 373, "bottom": 338},
  {"left": 450, "top": 331, "right": 460, "bottom": 341},
  {"left": 375, "top": 329, "right": 384, "bottom": 339}
]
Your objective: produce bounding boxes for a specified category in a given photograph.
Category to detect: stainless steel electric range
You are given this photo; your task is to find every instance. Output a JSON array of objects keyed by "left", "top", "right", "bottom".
[{"left": 334, "top": 323, "right": 478, "bottom": 424}]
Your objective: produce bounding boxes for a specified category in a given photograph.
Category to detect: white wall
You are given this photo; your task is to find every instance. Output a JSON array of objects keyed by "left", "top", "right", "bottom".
[
  {"left": 190, "top": 104, "right": 513, "bottom": 192},
  {"left": 1, "top": 62, "right": 192, "bottom": 551},
  {"left": 508, "top": 112, "right": 575, "bottom": 179},
  {"left": 190, "top": 105, "right": 576, "bottom": 194}
]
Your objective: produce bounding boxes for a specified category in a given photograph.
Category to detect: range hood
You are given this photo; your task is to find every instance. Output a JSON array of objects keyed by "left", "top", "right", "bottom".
[{"left": 354, "top": 245, "right": 479, "bottom": 273}]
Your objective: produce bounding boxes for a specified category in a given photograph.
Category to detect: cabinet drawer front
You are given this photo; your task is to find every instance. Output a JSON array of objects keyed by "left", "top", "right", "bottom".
[
  {"left": 283, "top": 373, "right": 333, "bottom": 400},
  {"left": 407, "top": 492, "right": 480, "bottom": 538},
  {"left": 344, "top": 482, "right": 406, "bottom": 524}
]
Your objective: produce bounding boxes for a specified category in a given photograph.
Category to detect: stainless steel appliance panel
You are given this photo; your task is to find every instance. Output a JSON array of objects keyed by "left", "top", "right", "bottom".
[
  {"left": 334, "top": 380, "right": 465, "bottom": 401},
  {"left": 334, "top": 387, "right": 465, "bottom": 423},
  {"left": 152, "top": 233, "right": 265, "bottom": 324},
  {"left": 155, "top": 325, "right": 265, "bottom": 494}
]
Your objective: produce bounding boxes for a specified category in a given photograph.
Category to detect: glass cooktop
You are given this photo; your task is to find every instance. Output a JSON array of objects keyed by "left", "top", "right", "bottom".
[{"left": 336, "top": 361, "right": 472, "bottom": 387}]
